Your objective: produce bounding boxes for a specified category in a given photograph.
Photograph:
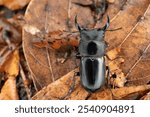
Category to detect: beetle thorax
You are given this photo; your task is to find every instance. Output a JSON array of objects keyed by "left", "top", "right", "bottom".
[
  {"left": 87, "top": 41, "right": 97, "bottom": 55},
  {"left": 78, "top": 29, "right": 106, "bottom": 57}
]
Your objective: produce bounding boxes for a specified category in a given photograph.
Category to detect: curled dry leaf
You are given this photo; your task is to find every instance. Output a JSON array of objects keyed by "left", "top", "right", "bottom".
[
  {"left": 0, "top": 50, "right": 20, "bottom": 100},
  {"left": 0, "top": 0, "right": 31, "bottom": 10}
]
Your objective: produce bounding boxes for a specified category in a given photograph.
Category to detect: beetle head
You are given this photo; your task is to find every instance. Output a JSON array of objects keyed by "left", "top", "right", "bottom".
[
  {"left": 76, "top": 15, "right": 110, "bottom": 57},
  {"left": 75, "top": 15, "right": 110, "bottom": 42}
]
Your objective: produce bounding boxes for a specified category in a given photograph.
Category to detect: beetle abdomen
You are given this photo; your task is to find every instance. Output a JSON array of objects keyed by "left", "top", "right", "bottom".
[{"left": 80, "top": 57, "right": 105, "bottom": 92}]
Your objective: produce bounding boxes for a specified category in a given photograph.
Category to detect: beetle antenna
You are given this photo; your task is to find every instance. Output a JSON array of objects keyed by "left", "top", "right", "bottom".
[
  {"left": 75, "top": 15, "right": 82, "bottom": 31},
  {"left": 106, "top": 27, "right": 122, "bottom": 32},
  {"left": 102, "top": 15, "right": 110, "bottom": 31}
]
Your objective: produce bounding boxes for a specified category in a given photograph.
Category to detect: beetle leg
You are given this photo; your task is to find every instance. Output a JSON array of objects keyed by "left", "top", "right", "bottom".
[{"left": 106, "top": 66, "right": 111, "bottom": 88}]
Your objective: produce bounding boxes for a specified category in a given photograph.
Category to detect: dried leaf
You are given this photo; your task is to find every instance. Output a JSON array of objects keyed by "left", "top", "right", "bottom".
[
  {"left": 89, "top": 85, "right": 150, "bottom": 100},
  {"left": 32, "top": 69, "right": 88, "bottom": 100},
  {"left": 108, "top": 58, "right": 126, "bottom": 87},
  {"left": 106, "top": 47, "right": 121, "bottom": 60},
  {"left": 0, "top": 76, "right": 19, "bottom": 100},
  {"left": 141, "top": 91, "right": 150, "bottom": 100},
  {"left": 0, "top": 0, "right": 31, "bottom": 10},
  {"left": 107, "top": 0, "right": 115, "bottom": 4},
  {"left": 3, "top": 50, "right": 19, "bottom": 76},
  {"left": 23, "top": 24, "right": 41, "bottom": 35},
  {"left": 32, "top": 69, "right": 150, "bottom": 100},
  {"left": 0, "top": 50, "right": 19, "bottom": 100},
  {"left": 0, "top": 18, "right": 22, "bottom": 45}
]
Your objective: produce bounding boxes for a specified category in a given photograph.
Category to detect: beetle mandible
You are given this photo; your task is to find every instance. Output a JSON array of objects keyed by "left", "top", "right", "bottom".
[{"left": 75, "top": 15, "right": 110, "bottom": 92}]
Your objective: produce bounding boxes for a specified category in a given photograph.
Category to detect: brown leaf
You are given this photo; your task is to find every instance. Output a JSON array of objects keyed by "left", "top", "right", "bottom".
[
  {"left": 89, "top": 85, "right": 150, "bottom": 100},
  {"left": 105, "top": 0, "right": 150, "bottom": 86},
  {"left": 0, "top": 76, "right": 19, "bottom": 100},
  {"left": 4, "top": 50, "right": 20, "bottom": 76},
  {"left": 32, "top": 69, "right": 88, "bottom": 100},
  {"left": 107, "top": 0, "right": 115, "bottom": 4},
  {"left": 118, "top": 4, "right": 150, "bottom": 86},
  {"left": 107, "top": 57, "right": 126, "bottom": 87},
  {"left": 0, "top": 50, "right": 19, "bottom": 100},
  {"left": 106, "top": 47, "right": 121, "bottom": 60},
  {"left": 32, "top": 69, "right": 150, "bottom": 100},
  {"left": 0, "top": 17, "right": 22, "bottom": 45},
  {"left": 0, "top": 0, "right": 31, "bottom": 10},
  {"left": 141, "top": 91, "right": 150, "bottom": 100}
]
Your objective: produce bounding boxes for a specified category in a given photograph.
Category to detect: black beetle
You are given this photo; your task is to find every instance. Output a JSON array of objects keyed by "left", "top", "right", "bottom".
[{"left": 75, "top": 15, "right": 110, "bottom": 92}]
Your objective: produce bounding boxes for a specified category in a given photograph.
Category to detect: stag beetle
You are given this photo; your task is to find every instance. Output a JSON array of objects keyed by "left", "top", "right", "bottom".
[{"left": 75, "top": 15, "right": 110, "bottom": 92}]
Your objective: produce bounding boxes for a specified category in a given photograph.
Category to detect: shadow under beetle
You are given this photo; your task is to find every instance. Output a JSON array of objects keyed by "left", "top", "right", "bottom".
[{"left": 75, "top": 15, "right": 110, "bottom": 92}]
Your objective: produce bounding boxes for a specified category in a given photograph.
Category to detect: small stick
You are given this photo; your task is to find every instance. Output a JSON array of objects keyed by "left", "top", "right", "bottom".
[{"left": 20, "top": 64, "right": 31, "bottom": 99}]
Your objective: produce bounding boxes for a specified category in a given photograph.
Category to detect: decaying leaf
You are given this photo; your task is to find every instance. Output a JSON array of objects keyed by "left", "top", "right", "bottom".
[
  {"left": 0, "top": 0, "right": 31, "bottom": 10},
  {"left": 0, "top": 50, "right": 20, "bottom": 100}
]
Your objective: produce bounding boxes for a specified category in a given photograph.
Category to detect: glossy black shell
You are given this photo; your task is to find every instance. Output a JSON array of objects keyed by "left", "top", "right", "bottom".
[{"left": 80, "top": 57, "right": 105, "bottom": 92}]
